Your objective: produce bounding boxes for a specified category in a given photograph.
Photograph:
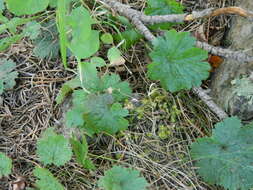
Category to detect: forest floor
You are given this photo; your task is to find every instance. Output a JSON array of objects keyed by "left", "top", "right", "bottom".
[{"left": 0, "top": 0, "right": 234, "bottom": 189}]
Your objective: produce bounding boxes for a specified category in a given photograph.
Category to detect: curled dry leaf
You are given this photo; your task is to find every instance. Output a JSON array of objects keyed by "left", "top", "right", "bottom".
[{"left": 12, "top": 176, "right": 26, "bottom": 190}]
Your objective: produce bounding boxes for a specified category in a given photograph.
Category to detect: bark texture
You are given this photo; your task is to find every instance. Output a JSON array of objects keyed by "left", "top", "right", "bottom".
[{"left": 211, "top": 0, "right": 253, "bottom": 120}]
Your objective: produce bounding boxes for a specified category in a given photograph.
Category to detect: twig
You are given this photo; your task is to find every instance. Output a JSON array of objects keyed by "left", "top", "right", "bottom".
[
  {"left": 192, "top": 87, "right": 228, "bottom": 119},
  {"left": 99, "top": 0, "right": 229, "bottom": 120}
]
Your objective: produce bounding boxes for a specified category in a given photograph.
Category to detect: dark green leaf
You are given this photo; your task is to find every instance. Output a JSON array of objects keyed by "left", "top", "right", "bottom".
[
  {"left": 191, "top": 117, "right": 253, "bottom": 190},
  {"left": 148, "top": 30, "right": 210, "bottom": 92}
]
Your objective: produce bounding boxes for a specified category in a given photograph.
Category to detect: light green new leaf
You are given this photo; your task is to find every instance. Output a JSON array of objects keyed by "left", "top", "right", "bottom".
[
  {"left": 98, "top": 166, "right": 148, "bottom": 190},
  {"left": 36, "top": 128, "right": 72, "bottom": 166},
  {"left": 101, "top": 33, "right": 113, "bottom": 44},
  {"left": 0, "top": 59, "right": 18, "bottom": 95},
  {"left": 191, "top": 117, "right": 253, "bottom": 190},
  {"left": 69, "top": 30, "right": 100, "bottom": 59},
  {"left": 70, "top": 136, "right": 95, "bottom": 170},
  {"left": 107, "top": 47, "right": 125, "bottom": 66},
  {"left": 33, "top": 167, "right": 64, "bottom": 190},
  {"left": 5, "top": 0, "right": 49, "bottom": 16},
  {"left": 0, "top": 152, "right": 12, "bottom": 178},
  {"left": 67, "top": 7, "right": 99, "bottom": 59},
  {"left": 148, "top": 30, "right": 210, "bottom": 92},
  {"left": 90, "top": 56, "right": 106, "bottom": 67}
]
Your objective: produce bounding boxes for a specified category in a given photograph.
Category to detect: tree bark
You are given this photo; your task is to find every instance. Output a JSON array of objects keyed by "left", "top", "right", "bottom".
[{"left": 211, "top": 0, "right": 253, "bottom": 120}]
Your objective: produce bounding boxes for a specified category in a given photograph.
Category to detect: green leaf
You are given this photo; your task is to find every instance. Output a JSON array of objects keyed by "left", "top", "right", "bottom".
[
  {"left": 107, "top": 47, "right": 125, "bottom": 66},
  {"left": 36, "top": 128, "right": 72, "bottom": 166},
  {"left": 147, "top": 30, "right": 210, "bottom": 92},
  {"left": 69, "top": 30, "right": 100, "bottom": 59},
  {"left": 114, "top": 29, "right": 143, "bottom": 49},
  {"left": 33, "top": 167, "right": 64, "bottom": 190},
  {"left": 101, "top": 33, "right": 114, "bottom": 44},
  {"left": 70, "top": 136, "right": 95, "bottom": 170},
  {"left": 144, "top": 0, "right": 184, "bottom": 30},
  {"left": 100, "top": 73, "right": 132, "bottom": 101},
  {"left": 66, "top": 92, "right": 129, "bottom": 135},
  {"left": 90, "top": 56, "right": 106, "bottom": 67},
  {"left": 191, "top": 117, "right": 253, "bottom": 190},
  {"left": 56, "top": 77, "right": 81, "bottom": 104},
  {"left": 5, "top": 0, "right": 49, "bottom": 16},
  {"left": 0, "top": 17, "right": 31, "bottom": 34},
  {"left": 0, "top": 34, "right": 22, "bottom": 51},
  {"left": 57, "top": 0, "right": 68, "bottom": 68},
  {"left": 98, "top": 166, "right": 148, "bottom": 190},
  {"left": 0, "top": 59, "right": 18, "bottom": 95},
  {"left": 0, "top": 152, "right": 12, "bottom": 178},
  {"left": 0, "top": 0, "right": 5, "bottom": 12},
  {"left": 67, "top": 7, "right": 99, "bottom": 59},
  {"left": 23, "top": 21, "right": 41, "bottom": 40},
  {"left": 33, "top": 21, "right": 60, "bottom": 59}
]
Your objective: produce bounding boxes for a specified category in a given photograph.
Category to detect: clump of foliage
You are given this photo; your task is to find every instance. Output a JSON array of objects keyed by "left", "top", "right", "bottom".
[
  {"left": 191, "top": 117, "right": 253, "bottom": 190},
  {"left": 98, "top": 166, "right": 148, "bottom": 190}
]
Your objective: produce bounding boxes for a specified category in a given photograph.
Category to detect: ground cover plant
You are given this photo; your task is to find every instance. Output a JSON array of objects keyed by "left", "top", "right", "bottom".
[{"left": 0, "top": 0, "right": 253, "bottom": 190}]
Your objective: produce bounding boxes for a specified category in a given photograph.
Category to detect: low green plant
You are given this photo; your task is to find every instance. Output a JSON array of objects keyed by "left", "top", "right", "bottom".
[{"left": 191, "top": 117, "right": 253, "bottom": 190}]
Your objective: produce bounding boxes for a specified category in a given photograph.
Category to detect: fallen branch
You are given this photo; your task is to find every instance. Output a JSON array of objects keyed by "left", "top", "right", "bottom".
[
  {"left": 99, "top": 0, "right": 253, "bottom": 63},
  {"left": 99, "top": 0, "right": 229, "bottom": 120}
]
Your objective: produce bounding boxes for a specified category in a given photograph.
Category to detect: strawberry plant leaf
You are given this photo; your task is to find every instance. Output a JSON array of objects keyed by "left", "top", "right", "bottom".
[
  {"left": 145, "top": 0, "right": 184, "bottom": 30},
  {"left": 0, "top": 152, "right": 12, "bottom": 178},
  {"left": 36, "top": 128, "right": 72, "bottom": 166},
  {"left": 0, "top": 59, "right": 18, "bottom": 95},
  {"left": 33, "top": 167, "right": 64, "bottom": 190},
  {"left": 70, "top": 136, "right": 95, "bottom": 170},
  {"left": 191, "top": 117, "right": 253, "bottom": 190},
  {"left": 98, "top": 166, "right": 148, "bottom": 190},
  {"left": 5, "top": 0, "right": 49, "bottom": 16},
  {"left": 147, "top": 30, "right": 210, "bottom": 92}
]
